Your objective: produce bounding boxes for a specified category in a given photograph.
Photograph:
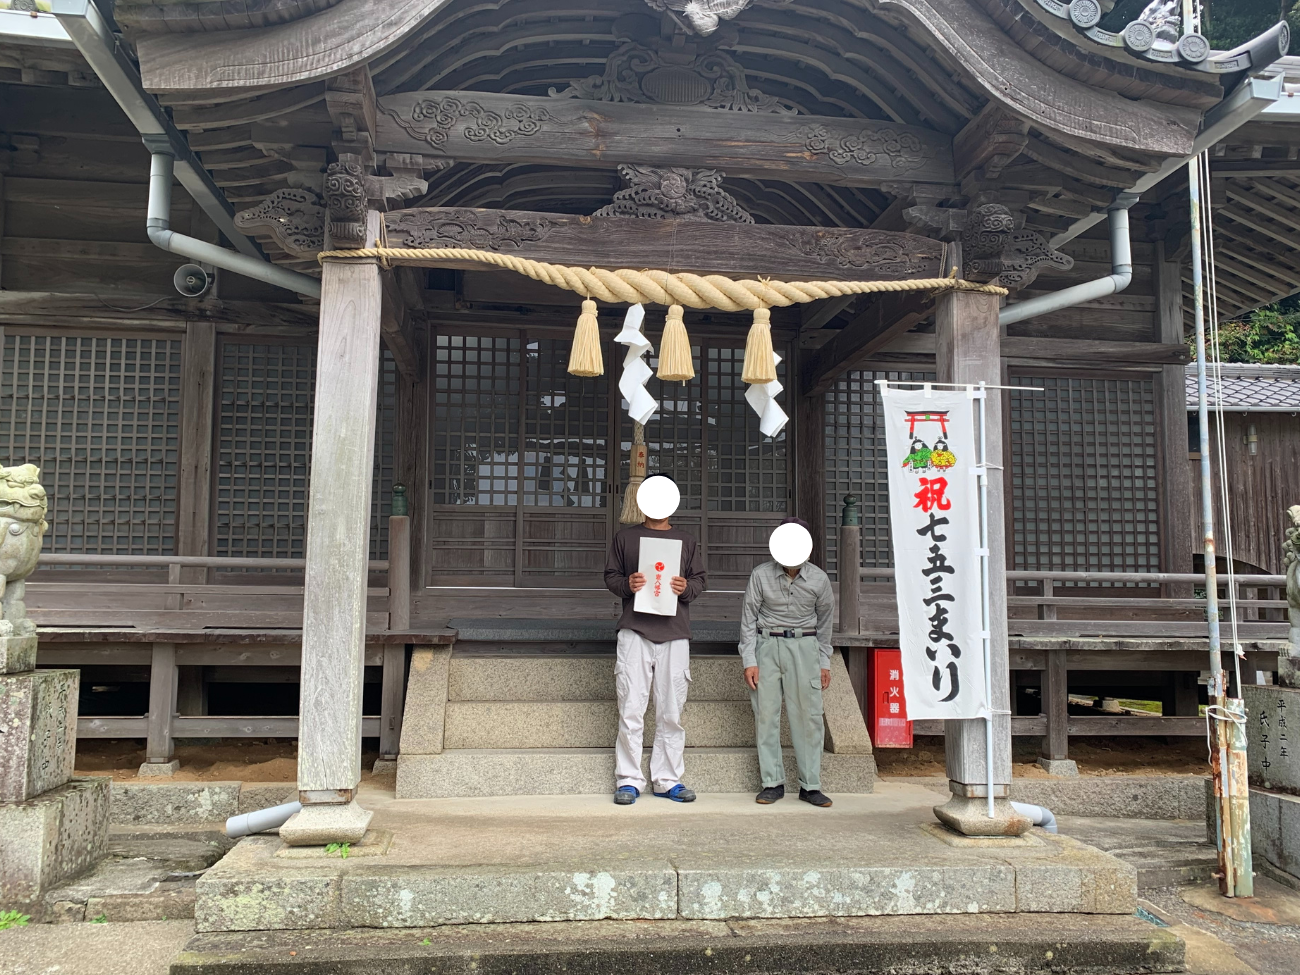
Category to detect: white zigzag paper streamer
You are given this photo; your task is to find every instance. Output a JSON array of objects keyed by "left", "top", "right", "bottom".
[
  {"left": 614, "top": 304, "right": 658, "bottom": 425},
  {"left": 744, "top": 351, "right": 788, "bottom": 437}
]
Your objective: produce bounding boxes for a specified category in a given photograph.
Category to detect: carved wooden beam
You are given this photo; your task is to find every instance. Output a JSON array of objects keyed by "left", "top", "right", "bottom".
[
  {"left": 383, "top": 207, "right": 947, "bottom": 282},
  {"left": 802, "top": 292, "right": 933, "bottom": 396},
  {"left": 375, "top": 91, "right": 955, "bottom": 188}
]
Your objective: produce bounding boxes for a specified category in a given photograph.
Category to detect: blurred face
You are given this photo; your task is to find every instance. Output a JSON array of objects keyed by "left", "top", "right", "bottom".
[
  {"left": 769, "top": 523, "right": 813, "bottom": 568},
  {"left": 637, "top": 476, "right": 680, "bottom": 520}
]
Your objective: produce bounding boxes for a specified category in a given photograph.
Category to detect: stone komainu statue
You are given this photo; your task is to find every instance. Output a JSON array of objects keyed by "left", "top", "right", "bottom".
[
  {"left": 1286, "top": 504, "right": 1300, "bottom": 660},
  {"left": 0, "top": 464, "right": 48, "bottom": 637}
]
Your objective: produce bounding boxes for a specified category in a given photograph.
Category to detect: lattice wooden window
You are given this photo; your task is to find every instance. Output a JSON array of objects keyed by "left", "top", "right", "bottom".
[
  {"left": 1009, "top": 375, "right": 1160, "bottom": 577},
  {"left": 823, "top": 368, "right": 935, "bottom": 579},
  {"left": 707, "top": 346, "right": 788, "bottom": 513},
  {"left": 215, "top": 342, "right": 395, "bottom": 561},
  {"left": 431, "top": 333, "right": 521, "bottom": 505},
  {"left": 619, "top": 344, "right": 704, "bottom": 511},
  {"left": 0, "top": 333, "right": 181, "bottom": 555},
  {"left": 523, "top": 338, "right": 607, "bottom": 508}
]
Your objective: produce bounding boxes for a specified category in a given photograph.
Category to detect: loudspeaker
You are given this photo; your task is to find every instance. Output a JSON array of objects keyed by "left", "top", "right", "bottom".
[{"left": 173, "top": 263, "right": 211, "bottom": 298}]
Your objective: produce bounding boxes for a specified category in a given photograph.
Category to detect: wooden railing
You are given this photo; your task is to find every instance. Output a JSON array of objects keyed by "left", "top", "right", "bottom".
[
  {"left": 29, "top": 514, "right": 414, "bottom": 631},
  {"left": 837, "top": 565, "right": 1288, "bottom": 639}
]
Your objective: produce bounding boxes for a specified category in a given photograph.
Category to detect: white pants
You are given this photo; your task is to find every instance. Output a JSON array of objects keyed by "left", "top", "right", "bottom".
[{"left": 614, "top": 628, "right": 691, "bottom": 793}]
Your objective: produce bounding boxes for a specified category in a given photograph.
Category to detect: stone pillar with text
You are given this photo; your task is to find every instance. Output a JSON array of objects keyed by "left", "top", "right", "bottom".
[
  {"left": 280, "top": 162, "right": 385, "bottom": 846},
  {"left": 0, "top": 465, "right": 110, "bottom": 905}
]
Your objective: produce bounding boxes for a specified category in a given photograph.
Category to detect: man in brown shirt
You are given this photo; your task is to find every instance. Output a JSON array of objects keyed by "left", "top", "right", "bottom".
[{"left": 603, "top": 475, "right": 707, "bottom": 804}]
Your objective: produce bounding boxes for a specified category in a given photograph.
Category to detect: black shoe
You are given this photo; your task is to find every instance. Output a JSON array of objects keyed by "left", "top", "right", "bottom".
[
  {"left": 755, "top": 785, "right": 785, "bottom": 804},
  {"left": 799, "top": 788, "right": 832, "bottom": 807}
]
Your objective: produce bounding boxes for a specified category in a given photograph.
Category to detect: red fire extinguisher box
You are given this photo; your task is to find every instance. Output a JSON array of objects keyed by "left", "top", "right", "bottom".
[{"left": 866, "top": 648, "right": 913, "bottom": 748}]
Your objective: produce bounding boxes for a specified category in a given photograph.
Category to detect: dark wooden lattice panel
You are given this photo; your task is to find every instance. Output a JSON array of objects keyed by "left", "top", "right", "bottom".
[
  {"left": 215, "top": 341, "right": 395, "bottom": 562},
  {"left": 215, "top": 341, "right": 315, "bottom": 560},
  {"left": 0, "top": 333, "right": 181, "bottom": 555},
  {"left": 430, "top": 333, "right": 521, "bottom": 506},
  {"left": 523, "top": 338, "right": 608, "bottom": 509},
  {"left": 619, "top": 343, "right": 704, "bottom": 510},
  {"left": 823, "top": 368, "right": 935, "bottom": 579},
  {"left": 1010, "top": 375, "right": 1160, "bottom": 577},
  {"left": 707, "top": 346, "right": 788, "bottom": 514}
]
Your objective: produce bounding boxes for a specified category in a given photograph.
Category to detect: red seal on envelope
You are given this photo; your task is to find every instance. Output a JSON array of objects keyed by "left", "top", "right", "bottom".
[{"left": 655, "top": 562, "right": 665, "bottom": 571}]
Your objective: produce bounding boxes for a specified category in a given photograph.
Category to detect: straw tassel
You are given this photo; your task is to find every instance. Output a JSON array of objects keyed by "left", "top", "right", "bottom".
[
  {"left": 567, "top": 299, "right": 604, "bottom": 377},
  {"left": 741, "top": 307, "right": 776, "bottom": 385},
  {"left": 619, "top": 423, "right": 648, "bottom": 524},
  {"left": 656, "top": 304, "right": 694, "bottom": 382}
]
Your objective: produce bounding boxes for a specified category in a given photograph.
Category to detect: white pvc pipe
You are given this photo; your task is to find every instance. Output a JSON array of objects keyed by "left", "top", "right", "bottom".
[
  {"left": 1011, "top": 801, "right": 1058, "bottom": 833},
  {"left": 998, "top": 200, "right": 1133, "bottom": 327},
  {"left": 226, "top": 800, "right": 302, "bottom": 838},
  {"left": 146, "top": 151, "right": 322, "bottom": 299}
]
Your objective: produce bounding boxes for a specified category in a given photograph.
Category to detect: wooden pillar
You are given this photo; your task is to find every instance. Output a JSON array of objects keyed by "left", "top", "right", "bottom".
[
  {"left": 393, "top": 325, "right": 428, "bottom": 592},
  {"left": 379, "top": 646, "right": 407, "bottom": 761},
  {"left": 795, "top": 378, "right": 827, "bottom": 568},
  {"left": 1039, "top": 649, "right": 1074, "bottom": 771},
  {"left": 933, "top": 290, "right": 1024, "bottom": 833},
  {"left": 838, "top": 502, "right": 861, "bottom": 634},
  {"left": 1155, "top": 243, "right": 1194, "bottom": 583},
  {"left": 282, "top": 219, "right": 383, "bottom": 845},
  {"left": 143, "top": 642, "right": 178, "bottom": 770},
  {"left": 177, "top": 320, "right": 216, "bottom": 585}
]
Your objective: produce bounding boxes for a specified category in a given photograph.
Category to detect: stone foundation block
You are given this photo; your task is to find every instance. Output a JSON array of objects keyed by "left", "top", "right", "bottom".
[
  {"left": 338, "top": 861, "right": 678, "bottom": 928},
  {"left": 678, "top": 863, "right": 1016, "bottom": 918},
  {"left": 110, "top": 781, "right": 241, "bottom": 825},
  {"left": 0, "top": 777, "right": 109, "bottom": 905},
  {"left": 0, "top": 668, "right": 78, "bottom": 801},
  {"left": 0, "top": 633, "right": 37, "bottom": 675}
]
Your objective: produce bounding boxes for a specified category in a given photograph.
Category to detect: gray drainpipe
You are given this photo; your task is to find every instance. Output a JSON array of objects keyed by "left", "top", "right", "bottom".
[
  {"left": 145, "top": 142, "right": 322, "bottom": 299},
  {"left": 998, "top": 196, "right": 1135, "bottom": 327}
]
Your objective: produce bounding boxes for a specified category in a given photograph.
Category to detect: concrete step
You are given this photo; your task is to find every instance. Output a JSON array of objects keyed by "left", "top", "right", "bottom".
[
  {"left": 171, "top": 913, "right": 1182, "bottom": 973},
  {"left": 444, "top": 700, "right": 796, "bottom": 749},
  {"left": 397, "top": 747, "right": 875, "bottom": 798},
  {"left": 448, "top": 653, "right": 749, "bottom": 702}
]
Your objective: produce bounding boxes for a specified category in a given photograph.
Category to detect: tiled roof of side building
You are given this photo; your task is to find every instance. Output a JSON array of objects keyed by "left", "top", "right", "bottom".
[{"left": 1185, "top": 362, "right": 1300, "bottom": 411}]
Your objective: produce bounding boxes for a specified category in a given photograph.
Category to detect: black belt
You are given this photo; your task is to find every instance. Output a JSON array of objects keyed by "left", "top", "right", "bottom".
[{"left": 760, "top": 628, "right": 817, "bottom": 638}]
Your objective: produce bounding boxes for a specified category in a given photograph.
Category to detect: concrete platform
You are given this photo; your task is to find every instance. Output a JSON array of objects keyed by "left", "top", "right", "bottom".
[
  {"left": 171, "top": 914, "right": 1182, "bottom": 974},
  {"left": 194, "top": 782, "right": 1137, "bottom": 933}
]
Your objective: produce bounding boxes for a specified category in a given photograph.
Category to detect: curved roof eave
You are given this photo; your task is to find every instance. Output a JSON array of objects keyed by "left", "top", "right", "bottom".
[{"left": 135, "top": 0, "right": 1201, "bottom": 155}]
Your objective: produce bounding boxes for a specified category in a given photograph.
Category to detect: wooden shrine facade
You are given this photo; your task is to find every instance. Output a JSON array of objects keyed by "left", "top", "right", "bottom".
[{"left": 1, "top": 0, "right": 1295, "bottom": 801}]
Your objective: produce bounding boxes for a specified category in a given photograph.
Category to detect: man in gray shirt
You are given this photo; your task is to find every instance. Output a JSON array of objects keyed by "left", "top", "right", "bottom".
[{"left": 739, "top": 517, "right": 835, "bottom": 807}]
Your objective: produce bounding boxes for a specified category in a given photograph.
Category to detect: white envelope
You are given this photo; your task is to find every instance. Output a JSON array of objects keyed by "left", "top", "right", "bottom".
[{"left": 633, "top": 536, "right": 683, "bottom": 617}]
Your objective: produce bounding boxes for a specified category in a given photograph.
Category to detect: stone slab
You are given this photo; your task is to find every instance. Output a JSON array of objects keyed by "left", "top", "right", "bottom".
[
  {"left": 0, "top": 776, "right": 109, "bottom": 905},
  {"left": 894, "top": 775, "right": 1209, "bottom": 821},
  {"left": 1249, "top": 786, "right": 1300, "bottom": 884},
  {"left": 448, "top": 653, "right": 751, "bottom": 703},
  {"left": 397, "top": 747, "right": 875, "bottom": 799},
  {"left": 0, "top": 633, "right": 37, "bottom": 674},
  {"left": 279, "top": 800, "right": 372, "bottom": 846},
  {"left": 138, "top": 759, "right": 180, "bottom": 777},
  {"left": 0, "top": 668, "right": 78, "bottom": 801},
  {"left": 398, "top": 646, "right": 451, "bottom": 754},
  {"left": 172, "top": 914, "right": 1183, "bottom": 975},
  {"left": 110, "top": 781, "right": 241, "bottom": 825},
  {"left": 1244, "top": 684, "right": 1300, "bottom": 794}
]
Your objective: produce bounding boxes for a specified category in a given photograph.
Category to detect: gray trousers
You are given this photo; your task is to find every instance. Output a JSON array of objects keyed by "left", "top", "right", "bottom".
[{"left": 750, "top": 634, "right": 824, "bottom": 790}]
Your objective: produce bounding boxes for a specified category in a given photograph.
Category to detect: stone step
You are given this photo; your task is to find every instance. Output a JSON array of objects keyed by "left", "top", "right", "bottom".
[
  {"left": 444, "top": 700, "right": 797, "bottom": 749},
  {"left": 448, "top": 653, "right": 749, "bottom": 703},
  {"left": 172, "top": 913, "right": 1182, "bottom": 973},
  {"left": 397, "top": 747, "right": 875, "bottom": 798}
]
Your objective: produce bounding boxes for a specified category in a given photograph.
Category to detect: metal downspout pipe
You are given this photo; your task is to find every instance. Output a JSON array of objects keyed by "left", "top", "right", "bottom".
[
  {"left": 998, "top": 196, "right": 1135, "bottom": 328},
  {"left": 145, "top": 147, "right": 322, "bottom": 299}
]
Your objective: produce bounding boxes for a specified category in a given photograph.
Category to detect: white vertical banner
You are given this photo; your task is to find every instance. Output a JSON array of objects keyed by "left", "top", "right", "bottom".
[{"left": 882, "top": 386, "right": 988, "bottom": 720}]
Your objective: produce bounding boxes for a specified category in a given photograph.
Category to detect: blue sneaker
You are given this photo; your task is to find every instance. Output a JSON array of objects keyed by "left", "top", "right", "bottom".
[
  {"left": 653, "top": 784, "right": 697, "bottom": 802},
  {"left": 614, "top": 786, "right": 639, "bottom": 805}
]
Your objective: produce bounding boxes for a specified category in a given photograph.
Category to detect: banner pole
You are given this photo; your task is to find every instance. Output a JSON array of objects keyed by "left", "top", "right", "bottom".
[{"left": 976, "top": 381, "right": 994, "bottom": 818}]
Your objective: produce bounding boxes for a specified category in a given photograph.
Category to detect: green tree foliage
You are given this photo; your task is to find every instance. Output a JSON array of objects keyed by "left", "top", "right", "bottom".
[
  {"left": 1205, "top": 297, "right": 1300, "bottom": 364},
  {"left": 1203, "top": 0, "right": 1298, "bottom": 49}
]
